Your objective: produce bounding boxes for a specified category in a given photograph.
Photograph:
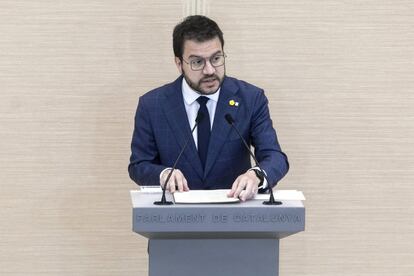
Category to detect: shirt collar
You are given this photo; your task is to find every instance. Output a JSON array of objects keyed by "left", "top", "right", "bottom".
[{"left": 182, "top": 77, "right": 220, "bottom": 105}]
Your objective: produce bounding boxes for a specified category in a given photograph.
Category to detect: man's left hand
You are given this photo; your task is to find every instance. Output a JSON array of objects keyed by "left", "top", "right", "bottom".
[{"left": 228, "top": 170, "right": 260, "bottom": 201}]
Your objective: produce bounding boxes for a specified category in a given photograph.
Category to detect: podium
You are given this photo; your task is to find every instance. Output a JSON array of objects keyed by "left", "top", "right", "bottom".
[{"left": 131, "top": 191, "right": 305, "bottom": 276}]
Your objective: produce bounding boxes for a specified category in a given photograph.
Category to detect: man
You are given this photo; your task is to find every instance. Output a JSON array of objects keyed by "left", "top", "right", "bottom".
[{"left": 128, "top": 15, "right": 289, "bottom": 201}]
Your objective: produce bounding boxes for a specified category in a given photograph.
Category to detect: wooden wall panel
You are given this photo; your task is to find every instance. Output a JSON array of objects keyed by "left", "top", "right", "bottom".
[{"left": 1, "top": 0, "right": 413, "bottom": 275}]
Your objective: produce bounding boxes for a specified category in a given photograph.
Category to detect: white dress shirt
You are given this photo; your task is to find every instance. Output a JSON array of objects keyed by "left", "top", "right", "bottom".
[{"left": 182, "top": 77, "right": 220, "bottom": 148}]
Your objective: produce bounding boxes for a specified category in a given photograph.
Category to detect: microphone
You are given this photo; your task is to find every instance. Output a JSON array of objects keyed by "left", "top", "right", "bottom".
[
  {"left": 224, "top": 114, "right": 282, "bottom": 205},
  {"left": 154, "top": 112, "right": 204, "bottom": 205}
]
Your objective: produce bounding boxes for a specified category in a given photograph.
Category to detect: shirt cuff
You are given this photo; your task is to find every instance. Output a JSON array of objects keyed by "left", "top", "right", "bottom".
[
  {"left": 248, "top": 167, "right": 268, "bottom": 189},
  {"left": 159, "top": 167, "right": 172, "bottom": 186}
]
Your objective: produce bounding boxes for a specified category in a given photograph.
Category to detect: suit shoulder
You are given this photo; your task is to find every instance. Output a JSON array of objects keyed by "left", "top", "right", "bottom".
[
  {"left": 140, "top": 81, "right": 173, "bottom": 101},
  {"left": 225, "top": 76, "right": 263, "bottom": 94},
  {"left": 137, "top": 77, "right": 181, "bottom": 108},
  {"left": 225, "top": 76, "right": 265, "bottom": 102}
]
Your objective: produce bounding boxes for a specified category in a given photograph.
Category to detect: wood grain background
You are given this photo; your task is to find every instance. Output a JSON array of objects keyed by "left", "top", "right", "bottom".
[{"left": 1, "top": 0, "right": 413, "bottom": 275}]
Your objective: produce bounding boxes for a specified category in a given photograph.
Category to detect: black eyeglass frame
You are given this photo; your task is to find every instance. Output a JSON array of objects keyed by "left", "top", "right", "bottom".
[{"left": 182, "top": 53, "right": 227, "bottom": 71}]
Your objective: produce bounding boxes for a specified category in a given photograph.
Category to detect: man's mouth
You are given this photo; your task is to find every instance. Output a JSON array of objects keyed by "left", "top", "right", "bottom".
[{"left": 202, "top": 77, "right": 218, "bottom": 83}]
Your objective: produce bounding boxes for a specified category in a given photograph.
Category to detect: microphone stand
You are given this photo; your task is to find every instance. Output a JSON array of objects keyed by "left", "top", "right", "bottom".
[
  {"left": 224, "top": 114, "right": 282, "bottom": 205},
  {"left": 154, "top": 113, "right": 203, "bottom": 205},
  {"left": 153, "top": 169, "right": 174, "bottom": 205},
  {"left": 261, "top": 173, "right": 282, "bottom": 206}
]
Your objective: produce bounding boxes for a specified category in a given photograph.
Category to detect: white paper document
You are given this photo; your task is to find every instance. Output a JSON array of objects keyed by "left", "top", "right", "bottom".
[
  {"left": 134, "top": 187, "right": 305, "bottom": 203},
  {"left": 173, "top": 189, "right": 305, "bottom": 204},
  {"left": 138, "top": 186, "right": 162, "bottom": 193},
  {"left": 173, "top": 189, "right": 240, "bottom": 204}
]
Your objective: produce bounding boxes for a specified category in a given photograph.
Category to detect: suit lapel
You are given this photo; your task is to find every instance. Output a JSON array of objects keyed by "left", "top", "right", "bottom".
[
  {"left": 161, "top": 76, "right": 204, "bottom": 179},
  {"left": 204, "top": 77, "right": 240, "bottom": 178}
]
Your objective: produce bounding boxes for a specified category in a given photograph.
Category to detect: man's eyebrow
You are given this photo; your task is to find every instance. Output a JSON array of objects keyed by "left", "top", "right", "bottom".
[
  {"left": 188, "top": 50, "right": 223, "bottom": 59},
  {"left": 188, "top": 54, "right": 202, "bottom": 59}
]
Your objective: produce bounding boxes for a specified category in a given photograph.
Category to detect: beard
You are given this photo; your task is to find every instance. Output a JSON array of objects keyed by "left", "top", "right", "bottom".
[{"left": 182, "top": 70, "right": 225, "bottom": 95}]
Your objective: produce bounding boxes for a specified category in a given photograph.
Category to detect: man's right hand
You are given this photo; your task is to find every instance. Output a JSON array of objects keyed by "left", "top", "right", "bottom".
[{"left": 160, "top": 169, "right": 189, "bottom": 193}]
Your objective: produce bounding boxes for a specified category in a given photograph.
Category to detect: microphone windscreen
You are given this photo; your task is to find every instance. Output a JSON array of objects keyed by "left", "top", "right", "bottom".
[{"left": 224, "top": 114, "right": 234, "bottom": 124}]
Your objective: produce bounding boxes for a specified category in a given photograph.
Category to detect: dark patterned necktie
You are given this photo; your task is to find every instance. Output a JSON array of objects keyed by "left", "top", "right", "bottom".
[{"left": 197, "top": 96, "right": 211, "bottom": 169}]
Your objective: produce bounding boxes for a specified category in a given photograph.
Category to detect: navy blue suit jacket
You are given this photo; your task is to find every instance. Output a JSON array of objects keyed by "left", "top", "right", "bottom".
[{"left": 128, "top": 76, "right": 289, "bottom": 190}]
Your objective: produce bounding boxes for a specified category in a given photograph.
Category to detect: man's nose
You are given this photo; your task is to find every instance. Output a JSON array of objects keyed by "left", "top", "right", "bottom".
[{"left": 202, "top": 60, "right": 216, "bottom": 75}]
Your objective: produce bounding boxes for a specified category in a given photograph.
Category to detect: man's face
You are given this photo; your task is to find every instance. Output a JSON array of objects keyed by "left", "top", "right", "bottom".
[{"left": 175, "top": 37, "right": 225, "bottom": 95}]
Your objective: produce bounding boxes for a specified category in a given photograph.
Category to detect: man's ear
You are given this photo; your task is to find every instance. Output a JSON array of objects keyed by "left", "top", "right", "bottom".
[{"left": 174, "top": 57, "right": 183, "bottom": 74}]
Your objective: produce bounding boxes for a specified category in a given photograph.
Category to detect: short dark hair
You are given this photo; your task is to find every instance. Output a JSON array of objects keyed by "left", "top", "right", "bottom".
[{"left": 173, "top": 15, "right": 224, "bottom": 59}]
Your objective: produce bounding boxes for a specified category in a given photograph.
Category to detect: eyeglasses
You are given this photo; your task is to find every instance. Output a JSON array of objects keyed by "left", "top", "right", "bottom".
[{"left": 182, "top": 53, "right": 227, "bottom": 71}]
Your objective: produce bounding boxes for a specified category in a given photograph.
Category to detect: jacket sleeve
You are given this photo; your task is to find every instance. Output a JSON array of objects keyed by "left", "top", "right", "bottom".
[
  {"left": 250, "top": 90, "right": 289, "bottom": 188},
  {"left": 128, "top": 96, "right": 166, "bottom": 186}
]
